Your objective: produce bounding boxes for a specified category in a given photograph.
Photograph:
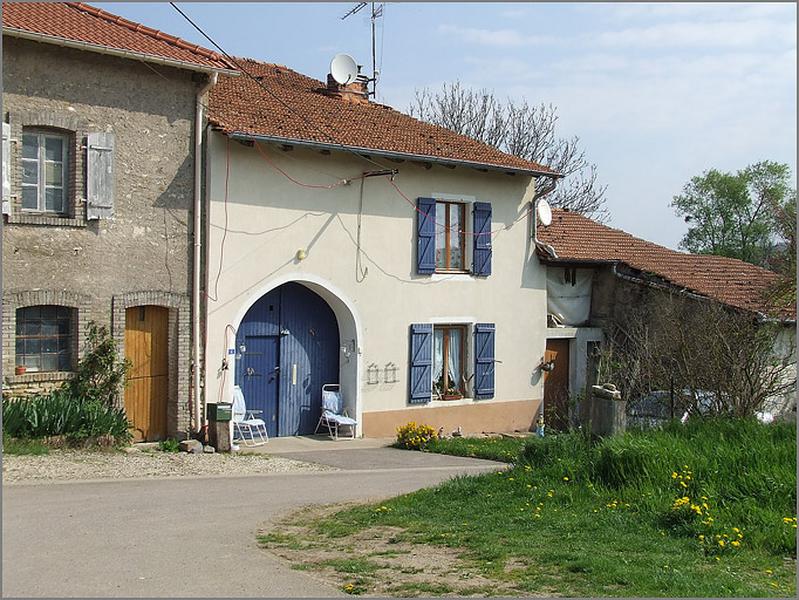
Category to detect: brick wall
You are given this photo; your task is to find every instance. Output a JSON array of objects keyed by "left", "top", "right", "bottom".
[{"left": 2, "top": 37, "right": 204, "bottom": 439}]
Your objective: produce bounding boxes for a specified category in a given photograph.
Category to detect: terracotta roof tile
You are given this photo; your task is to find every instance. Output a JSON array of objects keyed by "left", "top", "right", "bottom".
[
  {"left": 2, "top": 2, "right": 232, "bottom": 71},
  {"left": 539, "top": 209, "right": 792, "bottom": 317},
  {"left": 208, "top": 59, "right": 556, "bottom": 175}
]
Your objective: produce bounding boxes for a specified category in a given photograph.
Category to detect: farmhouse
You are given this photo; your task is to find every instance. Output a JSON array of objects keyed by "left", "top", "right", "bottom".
[
  {"left": 203, "top": 59, "right": 559, "bottom": 438},
  {"left": 1, "top": 2, "right": 233, "bottom": 440}
]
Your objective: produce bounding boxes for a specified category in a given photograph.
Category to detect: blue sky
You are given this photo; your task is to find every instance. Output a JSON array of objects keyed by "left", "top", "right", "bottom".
[{"left": 96, "top": 2, "right": 797, "bottom": 250}]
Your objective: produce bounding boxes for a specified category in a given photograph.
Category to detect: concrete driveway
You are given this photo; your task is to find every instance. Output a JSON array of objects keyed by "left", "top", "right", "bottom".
[{"left": 2, "top": 447, "right": 502, "bottom": 598}]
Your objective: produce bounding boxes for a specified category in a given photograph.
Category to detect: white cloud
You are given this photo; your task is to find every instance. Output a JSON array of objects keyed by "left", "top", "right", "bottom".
[
  {"left": 606, "top": 2, "right": 793, "bottom": 23},
  {"left": 437, "top": 24, "right": 557, "bottom": 47},
  {"left": 596, "top": 18, "right": 795, "bottom": 48}
]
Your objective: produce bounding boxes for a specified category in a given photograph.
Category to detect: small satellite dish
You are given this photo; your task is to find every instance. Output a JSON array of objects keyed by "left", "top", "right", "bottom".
[
  {"left": 330, "top": 53, "right": 358, "bottom": 85},
  {"left": 537, "top": 199, "right": 553, "bottom": 227}
]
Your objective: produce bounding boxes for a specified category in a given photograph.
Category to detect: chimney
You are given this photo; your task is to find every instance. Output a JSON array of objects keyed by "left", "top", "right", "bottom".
[{"left": 325, "top": 72, "right": 370, "bottom": 104}]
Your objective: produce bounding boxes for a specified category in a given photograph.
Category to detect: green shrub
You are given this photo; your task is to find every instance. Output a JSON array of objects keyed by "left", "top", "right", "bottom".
[
  {"left": 64, "top": 321, "right": 130, "bottom": 406},
  {"left": 2, "top": 438, "right": 50, "bottom": 455},
  {"left": 158, "top": 438, "right": 181, "bottom": 453},
  {"left": 395, "top": 422, "right": 438, "bottom": 450}
]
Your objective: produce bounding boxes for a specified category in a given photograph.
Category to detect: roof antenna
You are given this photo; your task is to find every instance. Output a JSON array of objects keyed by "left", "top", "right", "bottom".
[{"left": 341, "top": 2, "right": 384, "bottom": 97}]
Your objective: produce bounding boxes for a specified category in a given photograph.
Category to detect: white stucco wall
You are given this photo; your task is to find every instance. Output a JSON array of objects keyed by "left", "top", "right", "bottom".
[{"left": 204, "top": 131, "right": 548, "bottom": 429}]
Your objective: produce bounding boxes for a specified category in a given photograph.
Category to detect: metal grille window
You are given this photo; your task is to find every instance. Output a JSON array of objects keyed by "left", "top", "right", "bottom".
[
  {"left": 21, "top": 131, "right": 68, "bottom": 213},
  {"left": 15, "top": 306, "right": 75, "bottom": 372}
]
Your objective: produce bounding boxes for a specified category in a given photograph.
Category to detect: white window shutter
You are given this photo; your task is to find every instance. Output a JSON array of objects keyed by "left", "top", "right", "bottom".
[
  {"left": 2, "top": 122, "right": 11, "bottom": 215},
  {"left": 86, "top": 131, "right": 115, "bottom": 220}
]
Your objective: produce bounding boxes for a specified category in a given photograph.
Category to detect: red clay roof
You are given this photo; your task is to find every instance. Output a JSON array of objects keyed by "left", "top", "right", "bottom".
[
  {"left": 208, "top": 58, "right": 556, "bottom": 175},
  {"left": 539, "top": 208, "right": 793, "bottom": 318},
  {"left": 2, "top": 2, "right": 232, "bottom": 71}
]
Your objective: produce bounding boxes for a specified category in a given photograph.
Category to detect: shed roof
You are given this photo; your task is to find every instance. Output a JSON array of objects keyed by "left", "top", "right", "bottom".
[{"left": 539, "top": 208, "right": 793, "bottom": 318}]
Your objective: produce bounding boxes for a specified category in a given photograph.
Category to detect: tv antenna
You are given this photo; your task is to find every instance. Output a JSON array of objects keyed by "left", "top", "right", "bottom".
[{"left": 341, "top": 1, "right": 385, "bottom": 96}]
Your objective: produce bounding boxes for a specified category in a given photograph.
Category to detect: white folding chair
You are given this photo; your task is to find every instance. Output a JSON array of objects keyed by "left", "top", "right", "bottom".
[
  {"left": 232, "top": 385, "right": 269, "bottom": 447},
  {"left": 314, "top": 384, "right": 357, "bottom": 440}
]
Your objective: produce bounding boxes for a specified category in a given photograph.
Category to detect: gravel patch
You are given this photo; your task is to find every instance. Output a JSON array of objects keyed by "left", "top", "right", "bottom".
[{"left": 2, "top": 449, "right": 335, "bottom": 484}]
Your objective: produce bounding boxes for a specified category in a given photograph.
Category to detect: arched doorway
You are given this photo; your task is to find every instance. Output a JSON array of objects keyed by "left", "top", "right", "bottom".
[{"left": 235, "top": 282, "right": 340, "bottom": 437}]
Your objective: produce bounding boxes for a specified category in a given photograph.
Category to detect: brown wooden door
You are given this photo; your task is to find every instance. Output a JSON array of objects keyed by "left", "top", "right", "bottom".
[
  {"left": 124, "top": 306, "right": 169, "bottom": 441},
  {"left": 544, "top": 339, "right": 570, "bottom": 432}
]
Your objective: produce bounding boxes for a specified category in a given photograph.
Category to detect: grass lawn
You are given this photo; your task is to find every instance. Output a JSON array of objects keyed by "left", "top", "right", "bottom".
[
  {"left": 260, "top": 420, "right": 797, "bottom": 597},
  {"left": 2, "top": 438, "right": 50, "bottom": 455},
  {"left": 417, "top": 435, "right": 530, "bottom": 463}
]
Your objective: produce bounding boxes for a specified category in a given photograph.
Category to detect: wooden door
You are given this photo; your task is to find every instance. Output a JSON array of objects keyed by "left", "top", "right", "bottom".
[
  {"left": 124, "top": 306, "right": 169, "bottom": 441},
  {"left": 544, "top": 339, "right": 570, "bottom": 432}
]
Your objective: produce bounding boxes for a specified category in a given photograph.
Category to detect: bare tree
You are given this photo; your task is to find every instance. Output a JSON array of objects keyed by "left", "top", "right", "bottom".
[
  {"left": 411, "top": 81, "right": 607, "bottom": 219},
  {"left": 599, "top": 291, "right": 796, "bottom": 420}
]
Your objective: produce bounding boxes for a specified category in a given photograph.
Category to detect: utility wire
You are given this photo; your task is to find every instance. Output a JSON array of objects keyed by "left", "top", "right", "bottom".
[{"left": 170, "top": 2, "right": 388, "bottom": 171}]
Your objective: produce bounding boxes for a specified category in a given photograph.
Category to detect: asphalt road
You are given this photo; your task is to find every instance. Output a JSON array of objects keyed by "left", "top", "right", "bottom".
[{"left": 2, "top": 449, "right": 501, "bottom": 598}]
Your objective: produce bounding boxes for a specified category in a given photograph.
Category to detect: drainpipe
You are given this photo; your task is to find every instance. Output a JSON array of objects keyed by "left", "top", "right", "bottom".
[{"left": 193, "top": 73, "right": 217, "bottom": 436}]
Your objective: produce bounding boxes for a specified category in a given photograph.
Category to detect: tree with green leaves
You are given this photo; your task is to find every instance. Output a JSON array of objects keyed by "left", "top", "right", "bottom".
[{"left": 672, "top": 161, "right": 796, "bottom": 270}]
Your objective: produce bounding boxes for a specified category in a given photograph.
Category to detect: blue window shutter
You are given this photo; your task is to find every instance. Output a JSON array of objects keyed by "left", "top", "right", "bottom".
[
  {"left": 474, "top": 323, "right": 495, "bottom": 399},
  {"left": 417, "top": 197, "right": 436, "bottom": 274},
  {"left": 472, "top": 202, "right": 492, "bottom": 276},
  {"left": 409, "top": 323, "right": 433, "bottom": 404}
]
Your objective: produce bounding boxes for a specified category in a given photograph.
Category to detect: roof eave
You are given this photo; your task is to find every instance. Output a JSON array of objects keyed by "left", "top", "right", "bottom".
[
  {"left": 222, "top": 129, "right": 559, "bottom": 178},
  {"left": 3, "top": 27, "right": 239, "bottom": 75}
]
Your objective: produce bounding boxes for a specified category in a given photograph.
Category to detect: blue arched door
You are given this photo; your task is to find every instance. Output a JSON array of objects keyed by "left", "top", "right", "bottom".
[{"left": 236, "top": 283, "right": 340, "bottom": 437}]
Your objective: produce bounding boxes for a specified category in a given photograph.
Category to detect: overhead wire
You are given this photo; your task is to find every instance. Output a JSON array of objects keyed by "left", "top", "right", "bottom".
[{"left": 165, "top": 1, "right": 538, "bottom": 287}]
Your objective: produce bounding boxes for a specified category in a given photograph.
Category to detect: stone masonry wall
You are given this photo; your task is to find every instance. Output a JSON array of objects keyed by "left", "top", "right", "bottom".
[{"left": 2, "top": 37, "right": 203, "bottom": 438}]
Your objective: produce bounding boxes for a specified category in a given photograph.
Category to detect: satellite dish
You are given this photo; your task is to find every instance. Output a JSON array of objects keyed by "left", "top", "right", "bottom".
[
  {"left": 330, "top": 53, "right": 358, "bottom": 85},
  {"left": 537, "top": 199, "right": 553, "bottom": 227}
]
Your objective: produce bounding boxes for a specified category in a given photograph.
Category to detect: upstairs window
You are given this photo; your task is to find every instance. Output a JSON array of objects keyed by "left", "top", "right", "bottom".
[
  {"left": 435, "top": 201, "right": 466, "bottom": 272},
  {"left": 15, "top": 305, "right": 75, "bottom": 372},
  {"left": 21, "top": 131, "right": 68, "bottom": 213}
]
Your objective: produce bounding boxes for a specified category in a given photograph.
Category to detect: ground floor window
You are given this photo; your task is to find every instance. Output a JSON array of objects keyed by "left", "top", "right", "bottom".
[
  {"left": 15, "top": 305, "right": 74, "bottom": 372},
  {"left": 433, "top": 324, "right": 466, "bottom": 399}
]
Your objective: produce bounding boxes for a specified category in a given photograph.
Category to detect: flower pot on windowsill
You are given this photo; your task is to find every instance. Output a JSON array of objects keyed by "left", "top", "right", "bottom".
[
  {"left": 14, "top": 366, "right": 27, "bottom": 376},
  {"left": 441, "top": 394, "right": 464, "bottom": 401}
]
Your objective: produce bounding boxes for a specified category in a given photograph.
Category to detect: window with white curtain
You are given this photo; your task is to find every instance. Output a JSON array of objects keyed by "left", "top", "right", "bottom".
[{"left": 433, "top": 324, "right": 466, "bottom": 399}]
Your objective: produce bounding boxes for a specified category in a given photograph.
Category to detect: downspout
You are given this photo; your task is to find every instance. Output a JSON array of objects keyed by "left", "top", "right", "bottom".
[{"left": 193, "top": 72, "right": 217, "bottom": 436}]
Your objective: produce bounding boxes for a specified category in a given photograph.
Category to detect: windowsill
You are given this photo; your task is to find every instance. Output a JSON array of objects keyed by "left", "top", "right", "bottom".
[
  {"left": 6, "top": 212, "right": 85, "bottom": 227},
  {"left": 5, "top": 371, "right": 73, "bottom": 385},
  {"left": 430, "top": 272, "right": 474, "bottom": 282},
  {"left": 428, "top": 396, "right": 483, "bottom": 408}
]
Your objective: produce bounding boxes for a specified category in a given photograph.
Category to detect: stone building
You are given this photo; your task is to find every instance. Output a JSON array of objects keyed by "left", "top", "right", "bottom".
[
  {"left": 1, "top": 2, "right": 233, "bottom": 440},
  {"left": 536, "top": 208, "right": 796, "bottom": 426}
]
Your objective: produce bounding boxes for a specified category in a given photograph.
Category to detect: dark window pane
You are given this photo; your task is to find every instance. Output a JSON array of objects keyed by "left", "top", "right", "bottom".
[
  {"left": 41, "top": 354, "right": 58, "bottom": 372},
  {"left": 19, "top": 306, "right": 41, "bottom": 320},
  {"left": 22, "top": 321, "right": 40, "bottom": 336},
  {"left": 58, "top": 352, "right": 72, "bottom": 371},
  {"left": 45, "top": 162, "right": 63, "bottom": 186},
  {"left": 41, "top": 321, "right": 59, "bottom": 336},
  {"left": 25, "top": 339, "right": 41, "bottom": 355},
  {"left": 44, "top": 136, "right": 64, "bottom": 161},
  {"left": 22, "top": 134, "right": 38, "bottom": 159},
  {"left": 22, "top": 159, "right": 38, "bottom": 185},
  {"left": 15, "top": 338, "right": 25, "bottom": 356},
  {"left": 23, "top": 355, "right": 41, "bottom": 370},
  {"left": 41, "top": 337, "right": 59, "bottom": 353},
  {"left": 44, "top": 188, "right": 64, "bottom": 213},
  {"left": 40, "top": 306, "right": 60, "bottom": 319},
  {"left": 22, "top": 186, "right": 38, "bottom": 210}
]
